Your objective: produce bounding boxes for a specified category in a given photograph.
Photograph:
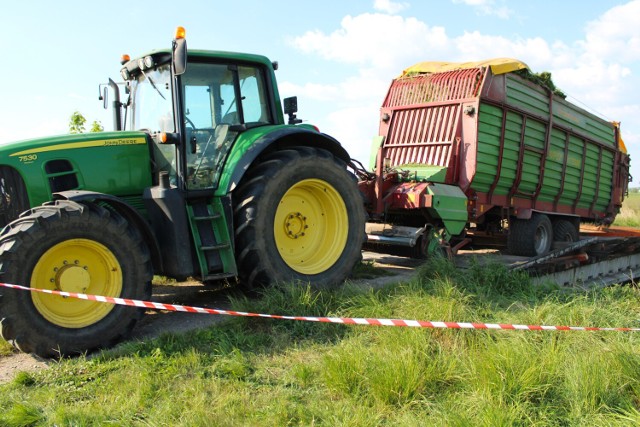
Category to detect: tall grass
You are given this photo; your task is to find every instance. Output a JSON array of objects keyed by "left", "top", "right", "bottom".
[
  {"left": 2, "top": 258, "right": 640, "bottom": 425},
  {"left": 614, "top": 191, "right": 640, "bottom": 227},
  {"left": 0, "top": 338, "right": 14, "bottom": 357}
]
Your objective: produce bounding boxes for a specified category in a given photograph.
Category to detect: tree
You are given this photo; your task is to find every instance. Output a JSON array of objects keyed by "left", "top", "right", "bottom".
[
  {"left": 69, "top": 111, "right": 104, "bottom": 134},
  {"left": 90, "top": 120, "right": 104, "bottom": 133},
  {"left": 69, "top": 111, "right": 87, "bottom": 134}
]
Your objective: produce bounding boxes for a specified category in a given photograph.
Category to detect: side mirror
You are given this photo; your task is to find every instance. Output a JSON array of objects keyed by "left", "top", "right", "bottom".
[
  {"left": 283, "top": 96, "right": 302, "bottom": 125},
  {"left": 284, "top": 96, "right": 297, "bottom": 116},
  {"left": 98, "top": 85, "right": 108, "bottom": 109},
  {"left": 172, "top": 38, "right": 187, "bottom": 76}
]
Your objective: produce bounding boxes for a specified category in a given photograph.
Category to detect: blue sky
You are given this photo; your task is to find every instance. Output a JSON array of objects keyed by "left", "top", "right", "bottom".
[{"left": 1, "top": 0, "right": 638, "bottom": 182}]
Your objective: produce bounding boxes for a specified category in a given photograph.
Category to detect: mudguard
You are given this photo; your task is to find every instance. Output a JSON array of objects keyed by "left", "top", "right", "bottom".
[{"left": 217, "top": 126, "right": 352, "bottom": 195}]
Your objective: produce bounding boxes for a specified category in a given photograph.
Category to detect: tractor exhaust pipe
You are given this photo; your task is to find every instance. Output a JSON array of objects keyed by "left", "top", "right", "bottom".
[{"left": 108, "top": 78, "right": 122, "bottom": 131}]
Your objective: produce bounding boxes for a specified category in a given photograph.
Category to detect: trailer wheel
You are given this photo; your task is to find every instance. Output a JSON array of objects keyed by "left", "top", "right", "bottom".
[
  {"left": 508, "top": 213, "right": 553, "bottom": 257},
  {"left": 233, "top": 147, "right": 365, "bottom": 289},
  {"left": 0, "top": 200, "right": 152, "bottom": 358},
  {"left": 553, "top": 219, "right": 579, "bottom": 243}
]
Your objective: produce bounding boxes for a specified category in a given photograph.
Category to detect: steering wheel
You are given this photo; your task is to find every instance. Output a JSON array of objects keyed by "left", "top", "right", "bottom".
[
  {"left": 185, "top": 116, "right": 197, "bottom": 129},
  {"left": 191, "top": 125, "right": 229, "bottom": 182}
]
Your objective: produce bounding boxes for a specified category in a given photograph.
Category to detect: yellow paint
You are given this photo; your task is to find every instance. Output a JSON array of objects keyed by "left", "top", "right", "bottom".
[
  {"left": 401, "top": 58, "right": 529, "bottom": 77},
  {"left": 274, "top": 179, "right": 348, "bottom": 275},
  {"left": 10, "top": 138, "right": 146, "bottom": 157},
  {"left": 30, "top": 239, "right": 123, "bottom": 328},
  {"left": 613, "top": 122, "right": 627, "bottom": 154}
]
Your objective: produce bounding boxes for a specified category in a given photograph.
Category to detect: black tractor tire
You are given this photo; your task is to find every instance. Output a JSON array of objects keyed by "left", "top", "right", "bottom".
[
  {"left": 553, "top": 219, "right": 579, "bottom": 243},
  {"left": 507, "top": 213, "right": 553, "bottom": 257},
  {"left": 233, "top": 146, "right": 366, "bottom": 289},
  {"left": 0, "top": 200, "right": 152, "bottom": 358}
]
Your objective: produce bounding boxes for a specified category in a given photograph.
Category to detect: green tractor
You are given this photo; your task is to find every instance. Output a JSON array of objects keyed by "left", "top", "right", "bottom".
[{"left": 0, "top": 28, "right": 365, "bottom": 357}]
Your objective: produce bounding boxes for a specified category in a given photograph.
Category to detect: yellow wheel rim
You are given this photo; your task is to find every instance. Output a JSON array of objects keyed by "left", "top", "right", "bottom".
[
  {"left": 30, "top": 239, "right": 122, "bottom": 328},
  {"left": 274, "top": 179, "right": 348, "bottom": 275}
]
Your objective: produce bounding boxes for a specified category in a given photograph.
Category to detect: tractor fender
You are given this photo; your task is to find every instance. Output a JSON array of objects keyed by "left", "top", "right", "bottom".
[
  {"left": 222, "top": 127, "right": 351, "bottom": 194},
  {"left": 52, "top": 190, "right": 163, "bottom": 272}
]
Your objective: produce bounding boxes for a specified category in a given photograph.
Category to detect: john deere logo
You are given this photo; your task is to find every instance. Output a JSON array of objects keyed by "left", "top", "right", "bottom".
[{"left": 10, "top": 138, "right": 146, "bottom": 157}]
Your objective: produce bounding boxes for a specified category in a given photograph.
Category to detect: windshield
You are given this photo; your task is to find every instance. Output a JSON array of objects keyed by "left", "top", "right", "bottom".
[
  {"left": 130, "top": 64, "right": 174, "bottom": 133},
  {"left": 129, "top": 64, "right": 176, "bottom": 183}
]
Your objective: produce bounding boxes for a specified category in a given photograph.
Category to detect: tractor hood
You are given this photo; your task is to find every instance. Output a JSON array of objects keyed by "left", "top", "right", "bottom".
[
  {"left": 0, "top": 131, "right": 153, "bottom": 214},
  {"left": 0, "top": 131, "right": 149, "bottom": 160}
]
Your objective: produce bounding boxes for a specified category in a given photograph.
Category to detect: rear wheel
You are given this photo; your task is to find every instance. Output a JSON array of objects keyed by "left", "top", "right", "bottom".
[
  {"left": 508, "top": 213, "right": 553, "bottom": 257},
  {"left": 553, "top": 219, "right": 579, "bottom": 243},
  {"left": 0, "top": 200, "right": 152, "bottom": 357},
  {"left": 233, "top": 147, "right": 365, "bottom": 289}
]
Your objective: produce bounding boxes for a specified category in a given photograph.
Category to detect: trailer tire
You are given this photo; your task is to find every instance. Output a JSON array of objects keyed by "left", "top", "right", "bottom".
[
  {"left": 0, "top": 200, "right": 152, "bottom": 358},
  {"left": 233, "top": 146, "right": 365, "bottom": 289},
  {"left": 508, "top": 213, "right": 553, "bottom": 257},
  {"left": 553, "top": 219, "right": 579, "bottom": 243}
]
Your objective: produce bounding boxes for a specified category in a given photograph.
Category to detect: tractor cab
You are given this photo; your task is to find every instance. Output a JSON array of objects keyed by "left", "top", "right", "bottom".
[{"left": 114, "top": 30, "right": 281, "bottom": 192}]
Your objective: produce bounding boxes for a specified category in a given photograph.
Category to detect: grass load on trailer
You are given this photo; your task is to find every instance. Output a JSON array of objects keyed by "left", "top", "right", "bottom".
[{"left": 359, "top": 58, "right": 631, "bottom": 258}]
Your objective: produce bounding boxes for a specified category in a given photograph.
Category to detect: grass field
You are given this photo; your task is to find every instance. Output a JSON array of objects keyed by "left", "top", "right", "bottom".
[
  {"left": 613, "top": 191, "right": 640, "bottom": 227},
  {"left": 2, "top": 259, "right": 640, "bottom": 426}
]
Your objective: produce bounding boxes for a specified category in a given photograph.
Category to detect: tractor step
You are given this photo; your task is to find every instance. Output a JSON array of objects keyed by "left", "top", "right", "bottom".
[
  {"left": 193, "top": 213, "right": 222, "bottom": 221},
  {"left": 201, "top": 243, "right": 231, "bottom": 251},
  {"left": 186, "top": 198, "right": 237, "bottom": 281}
]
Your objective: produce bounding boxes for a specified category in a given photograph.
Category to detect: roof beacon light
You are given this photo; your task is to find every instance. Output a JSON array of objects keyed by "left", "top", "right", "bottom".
[
  {"left": 175, "top": 26, "right": 186, "bottom": 40},
  {"left": 120, "top": 54, "right": 130, "bottom": 65}
]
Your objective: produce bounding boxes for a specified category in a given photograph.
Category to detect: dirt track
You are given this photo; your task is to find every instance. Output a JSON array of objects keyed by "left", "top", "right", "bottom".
[{"left": 0, "top": 252, "right": 421, "bottom": 384}]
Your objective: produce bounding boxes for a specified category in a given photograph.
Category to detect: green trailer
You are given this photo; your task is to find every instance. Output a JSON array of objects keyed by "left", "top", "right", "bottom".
[{"left": 359, "top": 58, "right": 631, "bottom": 257}]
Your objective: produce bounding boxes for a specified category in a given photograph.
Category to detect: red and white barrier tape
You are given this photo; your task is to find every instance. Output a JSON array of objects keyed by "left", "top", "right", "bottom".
[{"left": 1, "top": 281, "right": 639, "bottom": 332}]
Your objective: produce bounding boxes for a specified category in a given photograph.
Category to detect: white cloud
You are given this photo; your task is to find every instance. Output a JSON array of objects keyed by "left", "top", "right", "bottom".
[
  {"left": 288, "top": 1, "right": 640, "bottom": 179},
  {"left": 373, "top": 0, "right": 409, "bottom": 14},
  {"left": 581, "top": 0, "right": 640, "bottom": 63},
  {"left": 452, "top": 0, "right": 513, "bottom": 19},
  {"left": 326, "top": 105, "right": 380, "bottom": 166},
  {"left": 453, "top": 32, "right": 559, "bottom": 67},
  {"left": 542, "top": 0, "right": 640, "bottom": 113},
  {"left": 290, "top": 14, "right": 450, "bottom": 72},
  {"left": 278, "top": 81, "right": 341, "bottom": 102},
  {"left": 290, "top": 4, "right": 638, "bottom": 109},
  {"left": 553, "top": 61, "right": 633, "bottom": 107}
]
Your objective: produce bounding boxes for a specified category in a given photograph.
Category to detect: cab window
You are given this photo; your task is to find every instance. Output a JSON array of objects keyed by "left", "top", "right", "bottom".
[{"left": 182, "top": 63, "right": 272, "bottom": 190}]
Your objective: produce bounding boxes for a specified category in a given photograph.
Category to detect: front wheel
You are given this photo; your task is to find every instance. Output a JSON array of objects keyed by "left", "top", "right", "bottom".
[
  {"left": 0, "top": 200, "right": 152, "bottom": 357},
  {"left": 233, "top": 147, "right": 366, "bottom": 289}
]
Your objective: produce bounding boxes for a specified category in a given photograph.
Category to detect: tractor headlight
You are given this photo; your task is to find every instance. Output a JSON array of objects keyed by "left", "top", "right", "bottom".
[{"left": 144, "top": 56, "right": 154, "bottom": 69}]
